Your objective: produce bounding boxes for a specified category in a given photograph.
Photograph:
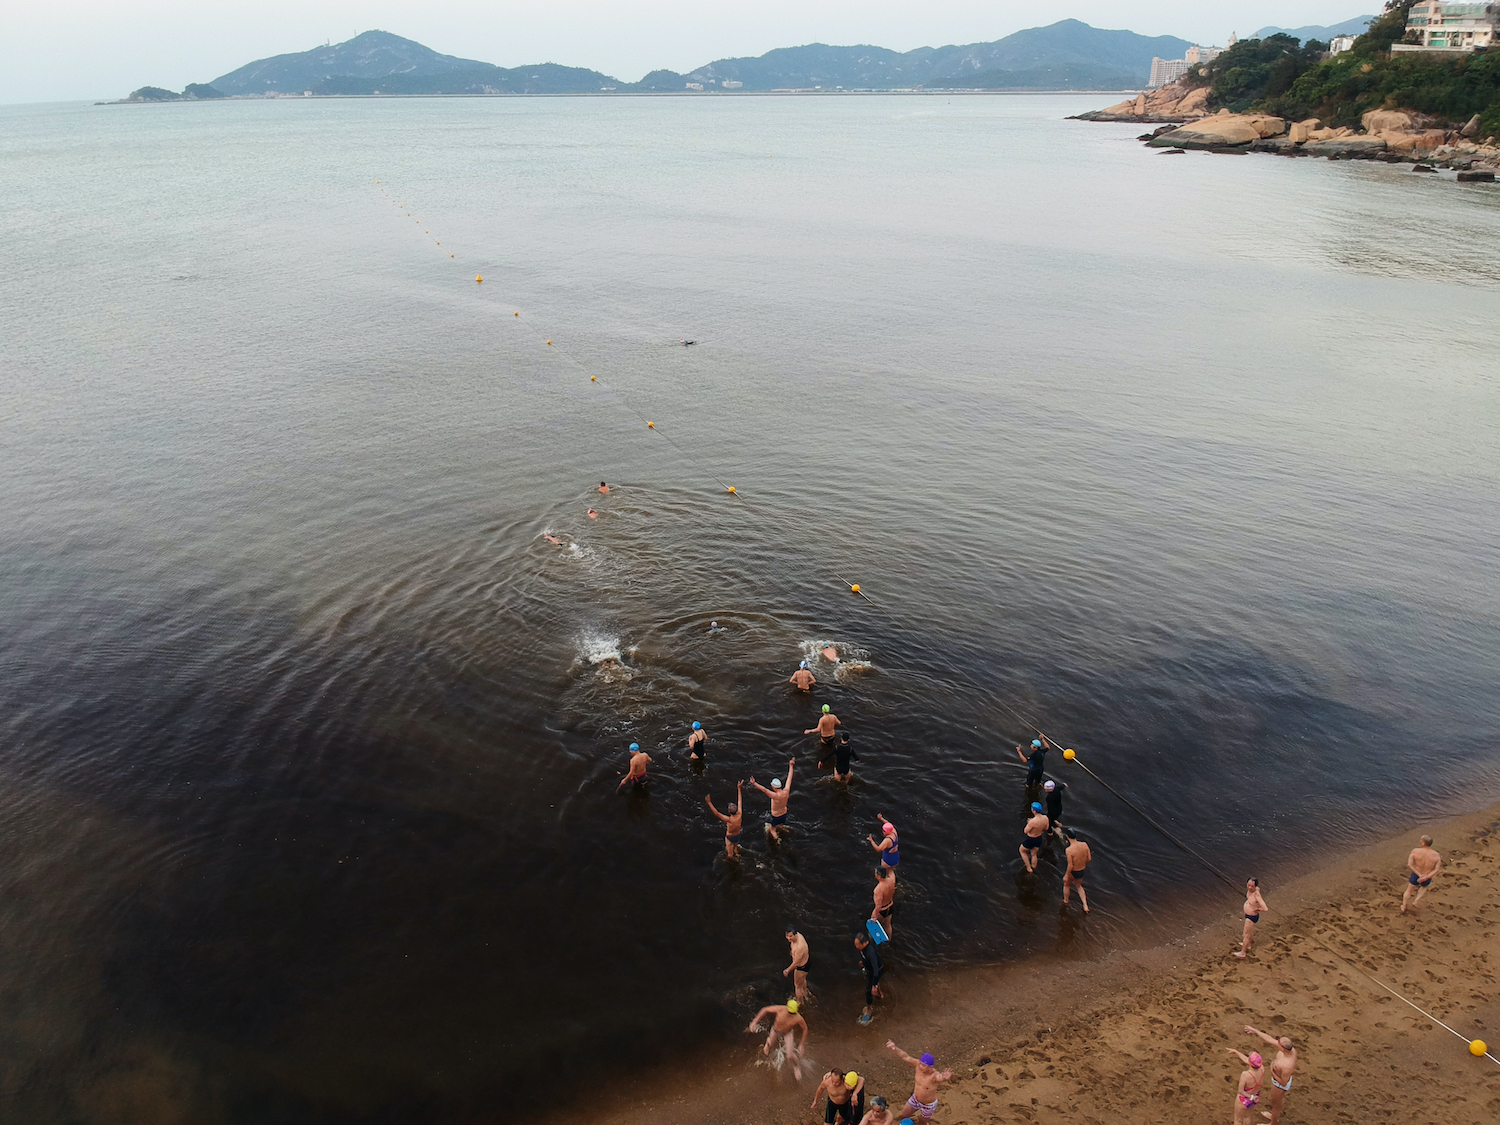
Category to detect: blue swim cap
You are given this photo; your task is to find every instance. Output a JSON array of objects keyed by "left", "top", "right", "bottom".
[
  {"left": 692, "top": 722, "right": 700, "bottom": 730},
  {"left": 630, "top": 743, "right": 639, "bottom": 752},
  {"left": 1032, "top": 740, "right": 1042, "bottom": 748},
  {"left": 1032, "top": 802, "right": 1043, "bottom": 812}
]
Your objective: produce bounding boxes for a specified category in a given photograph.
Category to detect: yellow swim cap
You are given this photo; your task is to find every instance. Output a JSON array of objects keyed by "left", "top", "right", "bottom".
[
  {"left": 845, "top": 1071, "right": 859, "bottom": 1087},
  {"left": 786, "top": 999, "right": 799, "bottom": 1014}
]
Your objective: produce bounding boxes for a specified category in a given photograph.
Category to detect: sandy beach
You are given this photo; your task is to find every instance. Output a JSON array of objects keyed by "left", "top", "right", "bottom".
[{"left": 552, "top": 800, "right": 1500, "bottom": 1124}]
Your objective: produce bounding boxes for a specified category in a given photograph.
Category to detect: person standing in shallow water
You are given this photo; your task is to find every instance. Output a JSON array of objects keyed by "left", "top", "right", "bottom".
[
  {"left": 750, "top": 759, "right": 795, "bottom": 841},
  {"left": 1062, "top": 828, "right": 1091, "bottom": 913},
  {"left": 807, "top": 704, "right": 840, "bottom": 763},
  {"left": 783, "top": 925, "right": 811, "bottom": 1003},
  {"left": 1236, "top": 878, "right": 1268, "bottom": 958},
  {"left": 1016, "top": 737, "right": 1050, "bottom": 787},
  {"left": 617, "top": 743, "right": 651, "bottom": 789},
  {"left": 854, "top": 931, "right": 883, "bottom": 1024},
  {"left": 748, "top": 999, "right": 807, "bottom": 1081},
  {"left": 687, "top": 720, "right": 707, "bottom": 760},
  {"left": 790, "top": 660, "right": 817, "bottom": 691},
  {"left": 704, "top": 781, "right": 743, "bottom": 859},
  {"left": 1018, "top": 802, "right": 1050, "bottom": 873},
  {"left": 872, "top": 866, "right": 896, "bottom": 937},
  {"left": 1401, "top": 834, "right": 1442, "bottom": 913},
  {"left": 867, "top": 817, "right": 900, "bottom": 869}
]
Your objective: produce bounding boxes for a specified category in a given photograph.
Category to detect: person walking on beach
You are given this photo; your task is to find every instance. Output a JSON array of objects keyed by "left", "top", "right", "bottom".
[
  {"left": 783, "top": 925, "right": 811, "bottom": 1003},
  {"left": 811, "top": 1069, "right": 865, "bottom": 1124},
  {"left": 750, "top": 759, "right": 796, "bottom": 841},
  {"left": 872, "top": 866, "right": 896, "bottom": 938},
  {"left": 748, "top": 1000, "right": 807, "bottom": 1081},
  {"left": 1226, "top": 1048, "right": 1265, "bottom": 1124},
  {"left": 704, "top": 781, "right": 744, "bottom": 859},
  {"left": 1062, "top": 828, "right": 1091, "bottom": 913},
  {"left": 687, "top": 721, "right": 707, "bottom": 760},
  {"left": 1043, "top": 779, "right": 1067, "bottom": 839},
  {"left": 1235, "top": 878, "right": 1268, "bottom": 959},
  {"left": 1401, "top": 835, "right": 1442, "bottom": 913},
  {"left": 886, "top": 1042, "right": 951, "bottom": 1122},
  {"left": 834, "top": 732, "right": 858, "bottom": 782},
  {"left": 855, "top": 1095, "right": 895, "bottom": 1125},
  {"left": 867, "top": 817, "right": 900, "bottom": 869},
  {"left": 790, "top": 661, "right": 817, "bottom": 691},
  {"left": 807, "top": 705, "right": 840, "bottom": 763},
  {"left": 854, "top": 930, "right": 883, "bottom": 1024},
  {"left": 1244, "top": 1026, "right": 1297, "bottom": 1124},
  {"left": 1015, "top": 737, "right": 1050, "bottom": 787},
  {"left": 1018, "top": 802, "right": 1050, "bottom": 873},
  {"left": 617, "top": 744, "right": 651, "bottom": 790}
]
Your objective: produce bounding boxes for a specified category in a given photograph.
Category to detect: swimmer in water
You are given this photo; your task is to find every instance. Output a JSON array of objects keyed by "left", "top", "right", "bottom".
[
  {"left": 587, "top": 508, "right": 598, "bottom": 519},
  {"left": 543, "top": 534, "right": 562, "bottom": 545},
  {"left": 707, "top": 620, "right": 725, "bottom": 634},
  {"left": 1019, "top": 802, "right": 1049, "bottom": 873},
  {"left": 806, "top": 705, "right": 840, "bottom": 764},
  {"left": 687, "top": 721, "right": 707, "bottom": 760},
  {"left": 783, "top": 925, "right": 811, "bottom": 1003},
  {"left": 705, "top": 781, "right": 744, "bottom": 859},
  {"left": 748, "top": 1000, "right": 807, "bottom": 1081},
  {"left": 834, "top": 731, "right": 857, "bottom": 782},
  {"left": 597, "top": 481, "right": 610, "bottom": 493},
  {"left": 1062, "top": 828, "right": 1091, "bottom": 913},
  {"left": 617, "top": 743, "right": 651, "bottom": 790},
  {"left": 750, "top": 759, "right": 795, "bottom": 841},
  {"left": 867, "top": 818, "right": 899, "bottom": 869},
  {"left": 872, "top": 866, "right": 895, "bottom": 938},
  {"left": 790, "top": 660, "right": 816, "bottom": 691}
]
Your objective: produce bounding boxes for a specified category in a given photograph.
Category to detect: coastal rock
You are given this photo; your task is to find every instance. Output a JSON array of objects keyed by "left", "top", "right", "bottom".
[
  {"left": 1302, "top": 137, "right": 1388, "bottom": 157},
  {"left": 1457, "top": 169, "right": 1496, "bottom": 181},
  {"left": 1071, "top": 79, "right": 1211, "bottom": 123},
  {"left": 1288, "top": 122, "right": 1309, "bottom": 143},
  {"left": 1362, "top": 109, "right": 1414, "bottom": 134},
  {"left": 1150, "top": 113, "right": 1284, "bottom": 148},
  {"left": 1380, "top": 129, "right": 1449, "bottom": 153},
  {"left": 1461, "top": 113, "right": 1482, "bottom": 138}
]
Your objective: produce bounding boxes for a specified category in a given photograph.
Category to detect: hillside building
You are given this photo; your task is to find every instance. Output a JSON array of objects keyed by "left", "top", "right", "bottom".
[
  {"left": 1184, "top": 45, "right": 1223, "bottom": 65},
  {"left": 1329, "top": 35, "right": 1357, "bottom": 53},
  {"left": 1397, "top": 1, "right": 1500, "bottom": 51},
  {"left": 1148, "top": 57, "right": 1190, "bottom": 87}
]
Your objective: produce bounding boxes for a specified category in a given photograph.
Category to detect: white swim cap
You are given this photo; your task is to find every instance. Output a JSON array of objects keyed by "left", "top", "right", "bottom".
[
  {"left": 1044, "top": 780, "right": 1056, "bottom": 791},
  {"left": 800, "top": 660, "right": 807, "bottom": 669},
  {"left": 711, "top": 620, "right": 718, "bottom": 627},
  {"left": 771, "top": 778, "right": 782, "bottom": 789}
]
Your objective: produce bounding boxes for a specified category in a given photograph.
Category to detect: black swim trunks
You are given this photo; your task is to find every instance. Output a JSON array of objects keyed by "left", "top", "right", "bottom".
[
  {"left": 1021, "top": 833, "right": 1044, "bottom": 851},
  {"left": 1408, "top": 872, "right": 1432, "bottom": 887},
  {"left": 835, "top": 747, "right": 852, "bottom": 774}
]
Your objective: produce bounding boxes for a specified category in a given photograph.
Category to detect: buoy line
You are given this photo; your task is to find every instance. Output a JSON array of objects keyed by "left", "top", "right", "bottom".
[{"left": 372, "top": 181, "right": 1495, "bottom": 1071}]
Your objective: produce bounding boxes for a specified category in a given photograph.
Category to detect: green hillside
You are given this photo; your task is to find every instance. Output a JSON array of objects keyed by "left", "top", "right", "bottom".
[{"left": 1188, "top": 1, "right": 1500, "bottom": 134}]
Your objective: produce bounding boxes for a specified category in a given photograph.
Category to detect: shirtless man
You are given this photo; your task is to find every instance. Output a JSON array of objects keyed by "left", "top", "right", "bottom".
[
  {"left": 811, "top": 1069, "right": 865, "bottom": 1124},
  {"left": 748, "top": 999, "right": 807, "bottom": 1081},
  {"left": 704, "top": 781, "right": 744, "bottom": 859},
  {"left": 790, "top": 661, "right": 817, "bottom": 691},
  {"left": 617, "top": 743, "right": 651, "bottom": 790},
  {"left": 750, "top": 759, "right": 795, "bottom": 841},
  {"left": 886, "top": 1042, "right": 952, "bottom": 1122},
  {"left": 1018, "top": 802, "right": 1050, "bottom": 873},
  {"left": 1226, "top": 1048, "right": 1265, "bottom": 1125},
  {"left": 1244, "top": 1025, "right": 1296, "bottom": 1124},
  {"left": 597, "top": 481, "right": 610, "bottom": 494},
  {"left": 856, "top": 1095, "right": 895, "bottom": 1125},
  {"left": 1236, "top": 878, "right": 1268, "bottom": 959},
  {"left": 806, "top": 705, "right": 840, "bottom": 763},
  {"left": 872, "top": 866, "right": 896, "bottom": 938},
  {"left": 783, "top": 925, "right": 811, "bottom": 1003},
  {"left": 1062, "top": 828, "right": 1091, "bottom": 913},
  {"left": 687, "top": 721, "right": 707, "bottom": 760},
  {"left": 1401, "top": 835, "right": 1442, "bottom": 913}
]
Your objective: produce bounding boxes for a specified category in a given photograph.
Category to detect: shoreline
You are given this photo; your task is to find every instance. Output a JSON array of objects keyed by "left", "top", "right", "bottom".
[{"left": 543, "top": 798, "right": 1500, "bottom": 1124}]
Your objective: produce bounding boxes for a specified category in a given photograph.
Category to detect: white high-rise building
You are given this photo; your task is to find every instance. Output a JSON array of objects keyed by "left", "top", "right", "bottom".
[{"left": 1149, "top": 57, "right": 1190, "bottom": 87}]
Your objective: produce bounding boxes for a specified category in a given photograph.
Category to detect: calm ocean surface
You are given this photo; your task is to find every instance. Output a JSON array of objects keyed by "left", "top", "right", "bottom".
[{"left": 2, "top": 93, "right": 1498, "bottom": 1121}]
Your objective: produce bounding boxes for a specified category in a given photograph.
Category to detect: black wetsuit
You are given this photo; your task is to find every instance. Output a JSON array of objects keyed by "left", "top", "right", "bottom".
[
  {"left": 1045, "top": 781, "right": 1066, "bottom": 824},
  {"left": 1025, "top": 747, "right": 1047, "bottom": 786},
  {"left": 858, "top": 941, "right": 883, "bottom": 1005},
  {"left": 835, "top": 737, "right": 858, "bottom": 775}
]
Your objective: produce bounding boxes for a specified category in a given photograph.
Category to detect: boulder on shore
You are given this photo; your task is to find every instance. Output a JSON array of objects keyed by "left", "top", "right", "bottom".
[
  {"left": 1362, "top": 109, "right": 1414, "bottom": 134},
  {"left": 1302, "top": 137, "right": 1389, "bottom": 157},
  {"left": 1380, "top": 129, "right": 1450, "bottom": 153},
  {"left": 1072, "top": 79, "right": 1211, "bottom": 123},
  {"left": 1148, "top": 113, "right": 1285, "bottom": 148}
]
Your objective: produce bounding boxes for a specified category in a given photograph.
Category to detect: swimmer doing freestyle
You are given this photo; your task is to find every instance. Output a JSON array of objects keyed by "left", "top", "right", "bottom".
[
  {"left": 748, "top": 1000, "right": 807, "bottom": 1081},
  {"left": 750, "top": 759, "right": 796, "bottom": 842}
]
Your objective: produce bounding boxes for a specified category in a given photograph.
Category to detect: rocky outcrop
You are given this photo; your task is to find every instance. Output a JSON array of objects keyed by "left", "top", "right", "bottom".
[
  {"left": 1071, "top": 79, "right": 1210, "bottom": 123},
  {"left": 1362, "top": 109, "right": 1414, "bottom": 134},
  {"left": 1379, "top": 128, "right": 1450, "bottom": 153},
  {"left": 1302, "top": 137, "right": 1389, "bottom": 157},
  {"left": 1147, "top": 112, "right": 1285, "bottom": 148}
]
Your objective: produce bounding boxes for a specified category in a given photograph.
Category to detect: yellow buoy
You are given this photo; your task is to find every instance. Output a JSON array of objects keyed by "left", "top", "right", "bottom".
[
  {"left": 647, "top": 421, "right": 655, "bottom": 428},
  {"left": 726, "top": 486, "right": 736, "bottom": 493},
  {"left": 514, "top": 311, "right": 519, "bottom": 317},
  {"left": 450, "top": 254, "right": 454, "bottom": 258},
  {"left": 1063, "top": 748, "right": 1076, "bottom": 761},
  {"left": 590, "top": 376, "right": 597, "bottom": 382},
  {"left": 476, "top": 275, "right": 483, "bottom": 283},
  {"left": 850, "top": 584, "right": 861, "bottom": 594},
  {"left": 1472, "top": 1039, "right": 1488, "bottom": 1057},
  {"left": 547, "top": 340, "right": 553, "bottom": 346}
]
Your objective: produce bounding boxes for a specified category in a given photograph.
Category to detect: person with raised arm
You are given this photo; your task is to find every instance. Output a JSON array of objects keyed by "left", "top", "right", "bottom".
[
  {"left": 1225, "top": 1047, "right": 1265, "bottom": 1124},
  {"left": 704, "top": 781, "right": 744, "bottom": 859},
  {"left": 867, "top": 816, "right": 900, "bottom": 869},
  {"left": 747, "top": 1000, "right": 807, "bottom": 1081},
  {"left": 750, "top": 758, "right": 796, "bottom": 841},
  {"left": 1244, "top": 1025, "right": 1297, "bottom": 1124},
  {"left": 885, "top": 1042, "right": 952, "bottom": 1122}
]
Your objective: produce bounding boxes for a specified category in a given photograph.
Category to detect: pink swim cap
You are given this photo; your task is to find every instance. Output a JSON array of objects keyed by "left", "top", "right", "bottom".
[
  {"left": 882, "top": 823, "right": 895, "bottom": 835},
  {"left": 1248, "top": 1052, "right": 1263, "bottom": 1068}
]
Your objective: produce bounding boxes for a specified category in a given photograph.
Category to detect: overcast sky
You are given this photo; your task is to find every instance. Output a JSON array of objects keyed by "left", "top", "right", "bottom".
[{"left": 4, "top": 1, "right": 1375, "bottom": 103}]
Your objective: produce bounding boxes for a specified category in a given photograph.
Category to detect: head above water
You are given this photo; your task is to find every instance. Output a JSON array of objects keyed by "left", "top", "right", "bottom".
[
  {"left": 1064, "top": 827, "right": 1077, "bottom": 840},
  {"left": 1032, "top": 739, "right": 1042, "bottom": 748},
  {"left": 1247, "top": 877, "right": 1258, "bottom": 889},
  {"left": 771, "top": 778, "right": 782, "bottom": 789},
  {"left": 882, "top": 822, "right": 895, "bottom": 835},
  {"left": 1031, "top": 802, "right": 1043, "bottom": 813},
  {"left": 630, "top": 743, "right": 639, "bottom": 752},
  {"left": 800, "top": 660, "right": 808, "bottom": 669},
  {"left": 785, "top": 924, "right": 797, "bottom": 936},
  {"left": 854, "top": 931, "right": 869, "bottom": 946},
  {"left": 692, "top": 721, "right": 700, "bottom": 730},
  {"left": 727, "top": 803, "right": 737, "bottom": 814},
  {"left": 822, "top": 704, "right": 831, "bottom": 713},
  {"left": 877, "top": 865, "right": 892, "bottom": 880},
  {"left": 920, "top": 1052, "right": 936, "bottom": 1067},
  {"left": 710, "top": 620, "right": 718, "bottom": 628},
  {"left": 1043, "top": 780, "right": 1056, "bottom": 792}
]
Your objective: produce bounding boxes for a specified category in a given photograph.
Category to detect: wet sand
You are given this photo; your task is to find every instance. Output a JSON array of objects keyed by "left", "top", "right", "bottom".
[{"left": 544, "top": 800, "right": 1500, "bottom": 1124}]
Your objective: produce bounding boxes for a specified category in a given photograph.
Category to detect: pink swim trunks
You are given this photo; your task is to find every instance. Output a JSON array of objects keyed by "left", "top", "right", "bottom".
[{"left": 907, "top": 1094, "right": 938, "bottom": 1119}]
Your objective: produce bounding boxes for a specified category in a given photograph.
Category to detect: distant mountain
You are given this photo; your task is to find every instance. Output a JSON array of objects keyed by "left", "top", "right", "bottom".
[
  {"left": 131, "top": 21, "right": 1191, "bottom": 101},
  {"left": 681, "top": 21, "right": 1192, "bottom": 89},
  {"left": 1251, "top": 15, "right": 1376, "bottom": 43}
]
